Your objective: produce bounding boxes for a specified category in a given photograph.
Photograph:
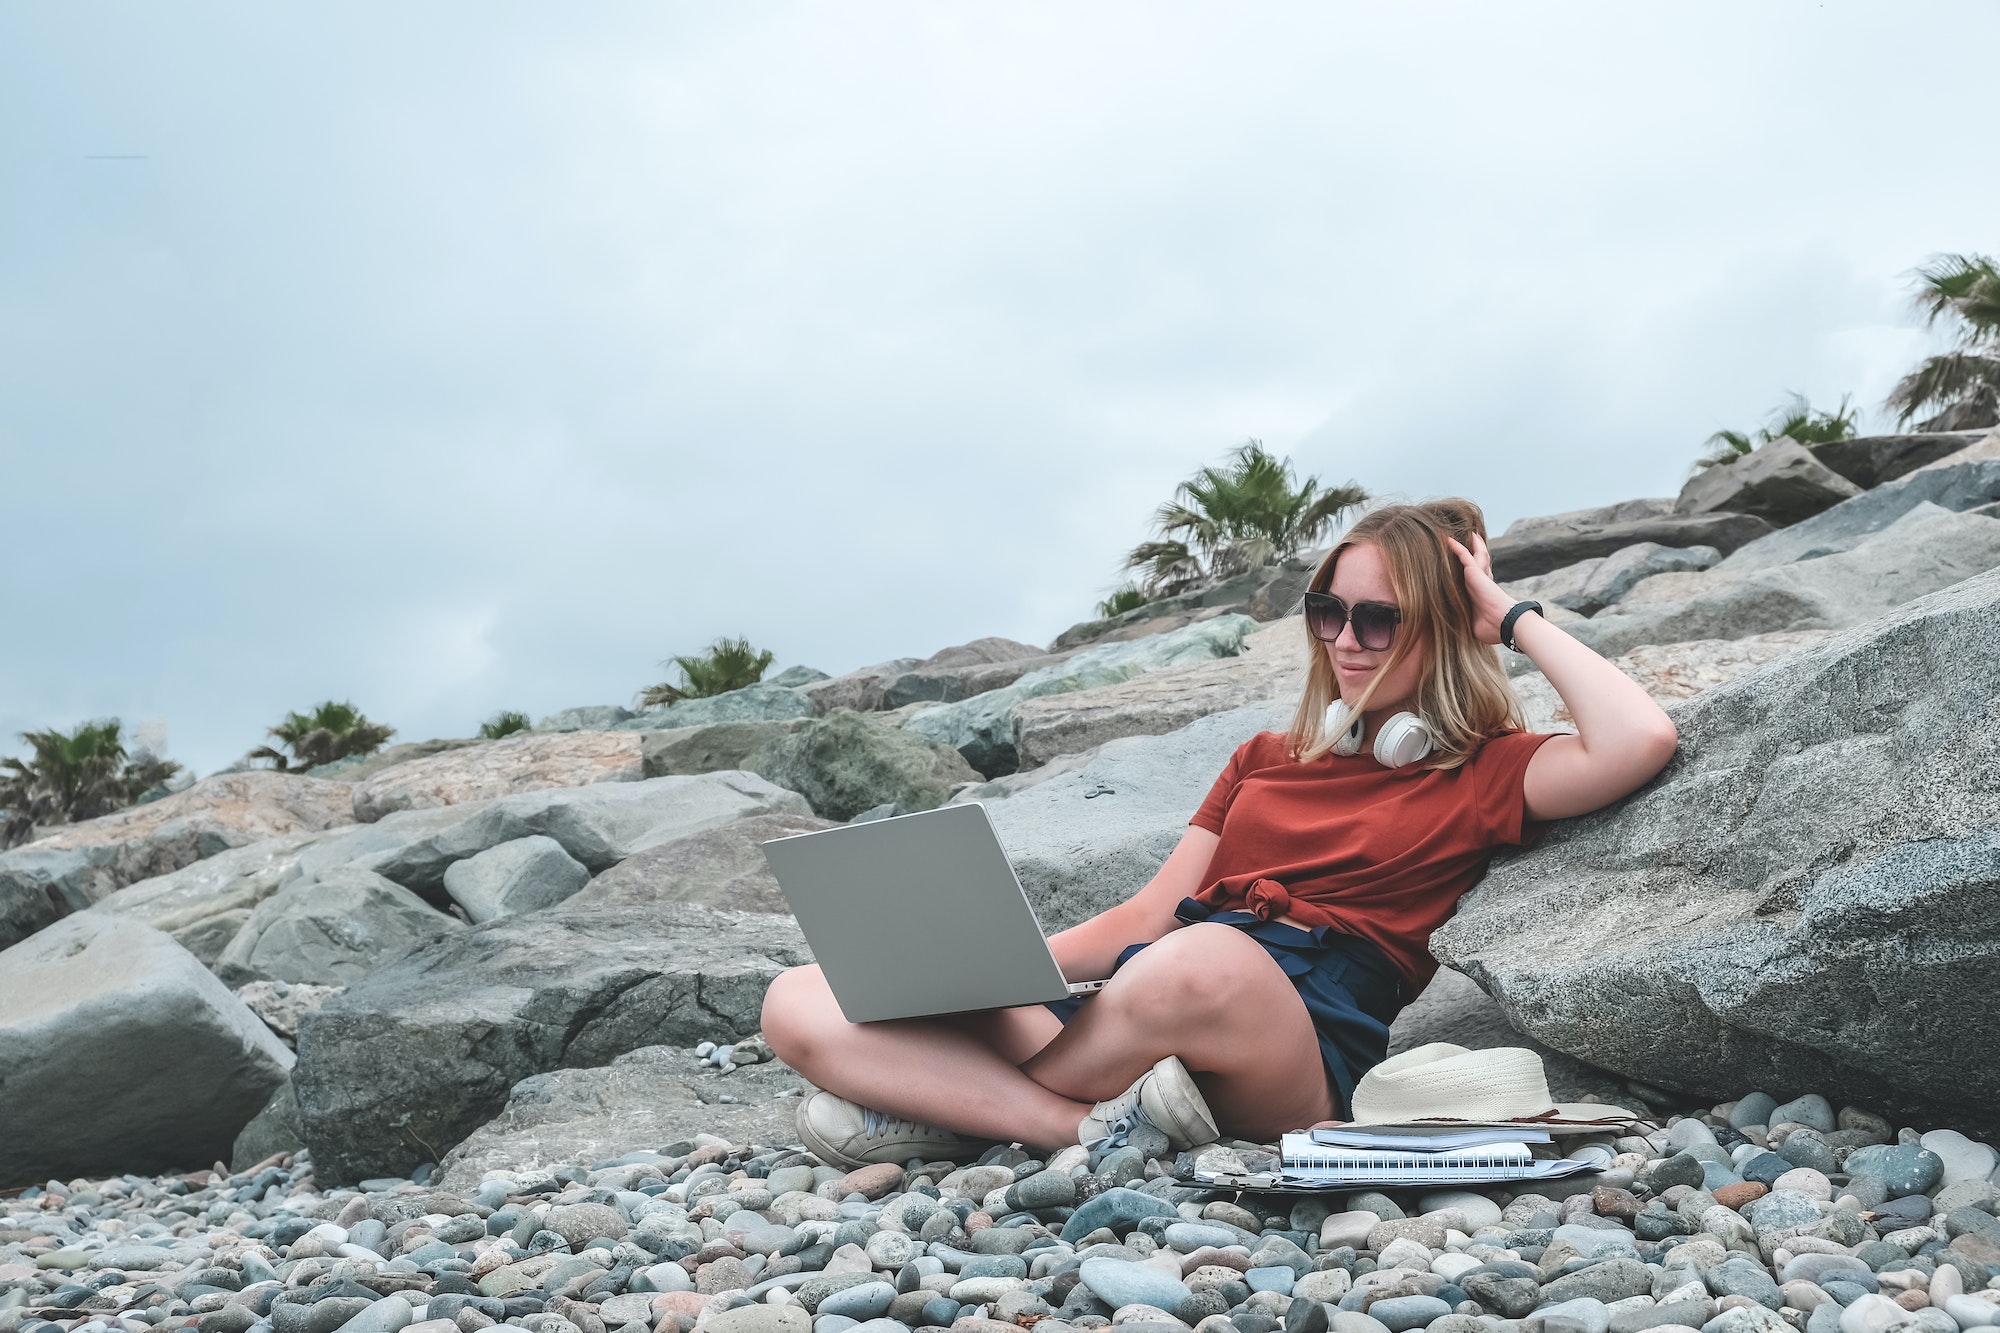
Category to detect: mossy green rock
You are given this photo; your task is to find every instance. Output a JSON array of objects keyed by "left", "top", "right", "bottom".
[{"left": 750, "top": 709, "right": 978, "bottom": 822}]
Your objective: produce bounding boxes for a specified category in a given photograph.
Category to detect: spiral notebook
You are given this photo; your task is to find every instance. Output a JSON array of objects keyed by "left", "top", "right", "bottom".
[{"left": 1185, "top": 1128, "right": 1613, "bottom": 1192}]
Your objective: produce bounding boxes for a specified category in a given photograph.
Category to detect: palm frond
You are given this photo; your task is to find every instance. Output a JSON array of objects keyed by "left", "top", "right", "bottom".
[
  {"left": 1909, "top": 253, "right": 2000, "bottom": 346},
  {"left": 1885, "top": 351, "right": 2000, "bottom": 426}
]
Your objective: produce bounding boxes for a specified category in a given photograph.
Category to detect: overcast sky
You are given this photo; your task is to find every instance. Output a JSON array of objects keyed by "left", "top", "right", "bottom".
[{"left": 4, "top": 3, "right": 1996, "bottom": 775}]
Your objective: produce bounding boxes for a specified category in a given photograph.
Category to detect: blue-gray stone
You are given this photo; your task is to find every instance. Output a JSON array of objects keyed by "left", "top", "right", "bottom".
[
  {"left": 1770, "top": 1096, "right": 1836, "bottom": 1133},
  {"left": 1004, "top": 1169, "right": 1076, "bottom": 1213},
  {"left": 1644, "top": 1153, "right": 1705, "bottom": 1191},
  {"left": 920, "top": 1298, "right": 959, "bottom": 1326},
  {"left": 1844, "top": 1146, "right": 1944, "bottom": 1197},
  {"left": 1745, "top": 1192, "right": 1821, "bottom": 1236},
  {"left": 1078, "top": 1257, "right": 1192, "bottom": 1311},
  {"left": 1367, "top": 1296, "right": 1453, "bottom": 1332},
  {"left": 1740, "top": 1152, "right": 1791, "bottom": 1187},
  {"left": 1728, "top": 1094, "right": 1778, "bottom": 1130},
  {"left": 1164, "top": 1222, "right": 1243, "bottom": 1253},
  {"left": 1703, "top": 1257, "right": 1783, "bottom": 1309},
  {"left": 1701, "top": 1162, "right": 1744, "bottom": 1191},
  {"left": 1533, "top": 1298, "right": 1610, "bottom": 1333},
  {"left": 815, "top": 1282, "right": 896, "bottom": 1322},
  {"left": 1777, "top": 1133, "right": 1838, "bottom": 1176},
  {"left": 1059, "top": 1188, "right": 1180, "bottom": 1243},
  {"left": 1243, "top": 1268, "right": 1293, "bottom": 1293},
  {"left": 957, "top": 1256, "right": 1026, "bottom": 1281},
  {"left": 814, "top": 1318, "right": 858, "bottom": 1333},
  {"left": 1806, "top": 1303, "right": 1844, "bottom": 1333},
  {"left": 1821, "top": 1281, "right": 1868, "bottom": 1307}
]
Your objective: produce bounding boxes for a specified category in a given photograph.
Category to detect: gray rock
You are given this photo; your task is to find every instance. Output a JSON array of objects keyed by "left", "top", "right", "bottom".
[
  {"left": 533, "top": 705, "right": 638, "bottom": 733},
  {"left": 1078, "top": 1257, "right": 1191, "bottom": 1311},
  {"left": 1564, "top": 502, "right": 2000, "bottom": 660},
  {"left": 234, "top": 979, "right": 345, "bottom": 1042},
  {"left": 796, "top": 658, "right": 925, "bottom": 715},
  {"left": 1713, "top": 458, "right": 2000, "bottom": 575},
  {"left": 907, "top": 615, "right": 1260, "bottom": 776},
  {"left": 318, "top": 771, "right": 812, "bottom": 894},
  {"left": 87, "top": 833, "right": 321, "bottom": 966},
  {"left": 442, "top": 836, "right": 591, "bottom": 924},
  {"left": 1488, "top": 508, "right": 1773, "bottom": 583},
  {"left": 641, "top": 721, "right": 814, "bottom": 779},
  {"left": 349, "top": 732, "right": 645, "bottom": 823},
  {"left": 293, "top": 904, "right": 808, "bottom": 1183},
  {"left": 751, "top": 710, "right": 981, "bottom": 821},
  {"left": 0, "top": 773, "right": 356, "bottom": 948},
  {"left": 618, "top": 683, "right": 816, "bottom": 731},
  {"left": 231, "top": 1076, "right": 306, "bottom": 1171},
  {"left": 876, "top": 639, "right": 1057, "bottom": 711},
  {"left": 1675, "top": 437, "right": 1861, "bottom": 528},
  {"left": 1842, "top": 1145, "right": 1943, "bottom": 1197},
  {"left": 213, "top": 865, "right": 466, "bottom": 987},
  {"left": 1386, "top": 967, "right": 1633, "bottom": 1106},
  {"left": 1432, "top": 566, "right": 2000, "bottom": 1137},
  {"left": 0, "top": 913, "right": 294, "bottom": 1181},
  {"left": 981, "top": 702, "right": 1294, "bottom": 932},
  {"left": 1574, "top": 544, "right": 1724, "bottom": 616},
  {"left": 564, "top": 811, "right": 837, "bottom": 915},
  {"left": 1808, "top": 431, "right": 1989, "bottom": 490},
  {"left": 1052, "top": 562, "right": 1309, "bottom": 652}
]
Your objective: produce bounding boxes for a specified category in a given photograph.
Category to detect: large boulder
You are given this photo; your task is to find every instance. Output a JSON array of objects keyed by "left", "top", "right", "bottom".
[
  {"left": 0, "top": 773, "right": 356, "bottom": 950},
  {"left": 442, "top": 835, "right": 591, "bottom": 923},
  {"left": 87, "top": 832, "right": 323, "bottom": 966},
  {"left": 534, "top": 705, "right": 637, "bottom": 733},
  {"left": 307, "top": 738, "right": 481, "bottom": 783},
  {"left": 293, "top": 905, "right": 808, "bottom": 1182},
  {"left": 1389, "top": 969, "right": 1632, "bottom": 1107},
  {"left": 751, "top": 710, "right": 980, "bottom": 820},
  {"left": 1674, "top": 436, "right": 1862, "bottom": 527},
  {"left": 567, "top": 811, "right": 837, "bottom": 914},
  {"left": 1710, "top": 457, "right": 2000, "bottom": 575},
  {"left": 0, "top": 913, "right": 294, "bottom": 1184},
  {"left": 1488, "top": 508, "right": 1773, "bottom": 583},
  {"left": 296, "top": 771, "right": 812, "bottom": 896},
  {"left": 1512, "top": 631, "right": 1834, "bottom": 734},
  {"left": 1563, "top": 502, "right": 2000, "bottom": 660},
  {"left": 642, "top": 719, "right": 812, "bottom": 777},
  {"left": 617, "top": 683, "right": 815, "bottom": 731},
  {"left": 906, "top": 615, "right": 1261, "bottom": 776},
  {"left": 435, "top": 1045, "right": 809, "bottom": 1192},
  {"left": 1012, "top": 616, "right": 1308, "bottom": 770},
  {"left": 981, "top": 701, "right": 1293, "bottom": 932},
  {"left": 1432, "top": 567, "right": 2000, "bottom": 1137},
  {"left": 1505, "top": 543, "right": 1721, "bottom": 618},
  {"left": 350, "top": 731, "right": 645, "bottom": 822},
  {"left": 1807, "top": 430, "right": 1989, "bottom": 490},
  {"left": 213, "top": 865, "right": 466, "bottom": 987},
  {"left": 796, "top": 657, "right": 925, "bottom": 715}
]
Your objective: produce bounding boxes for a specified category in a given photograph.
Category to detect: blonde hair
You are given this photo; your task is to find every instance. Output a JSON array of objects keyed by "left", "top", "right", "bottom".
[{"left": 1285, "top": 498, "right": 1523, "bottom": 770}]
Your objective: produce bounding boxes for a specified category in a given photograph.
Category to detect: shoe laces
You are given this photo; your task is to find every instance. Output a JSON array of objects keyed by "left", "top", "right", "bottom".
[
  {"left": 1082, "top": 1100, "right": 1162, "bottom": 1154},
  {"left": 860, "top": 1106, "right": 946, "bottom": 1141}
]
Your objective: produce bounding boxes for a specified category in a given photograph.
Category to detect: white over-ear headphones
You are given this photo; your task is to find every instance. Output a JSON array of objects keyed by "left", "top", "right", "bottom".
[{"left": 1327, "top": 700, "right": 1434, "bottom": 768}]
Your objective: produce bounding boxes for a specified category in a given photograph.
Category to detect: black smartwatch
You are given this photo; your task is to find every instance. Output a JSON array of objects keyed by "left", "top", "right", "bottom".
[{"left": 1499, "top": 600, "right": 1543, "bottom": 653}]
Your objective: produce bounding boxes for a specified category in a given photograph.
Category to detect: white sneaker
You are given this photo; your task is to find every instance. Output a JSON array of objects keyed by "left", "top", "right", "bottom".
[
  {"left": 794, "top": 1090, "right": 979, "bottom": 1170},
  {"left": 1077, "top": 1056, "right": 1219, "bottom": 1152}
]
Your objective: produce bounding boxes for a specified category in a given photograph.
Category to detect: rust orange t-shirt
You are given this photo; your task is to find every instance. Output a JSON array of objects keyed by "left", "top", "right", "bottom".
[{"left": 1187, "top": 728, "right": 1553, "bottom": 991}]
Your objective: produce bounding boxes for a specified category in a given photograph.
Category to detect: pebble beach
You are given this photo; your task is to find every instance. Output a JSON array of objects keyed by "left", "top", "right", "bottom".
[{"left": 6, "top": 1080, "right": 1999, "bottom": 1333}]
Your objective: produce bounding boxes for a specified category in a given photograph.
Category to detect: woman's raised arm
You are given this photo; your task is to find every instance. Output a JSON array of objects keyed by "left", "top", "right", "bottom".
[
  {"left": 1046, "top": 825, "right": 1219, "bottom": 981},
  {"left": 1449, "top": 534, "right": 1678, "bottom": 821}
]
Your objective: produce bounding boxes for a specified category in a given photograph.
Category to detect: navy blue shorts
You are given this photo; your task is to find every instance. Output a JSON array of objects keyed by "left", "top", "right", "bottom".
[{"left": 1044, "top": 897, "right": 1409, "bottom": 1119}]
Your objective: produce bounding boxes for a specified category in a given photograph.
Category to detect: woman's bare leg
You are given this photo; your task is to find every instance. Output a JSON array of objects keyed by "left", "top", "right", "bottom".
[
  {"left": 1019, "top": 922, "right": 1334, "bottom": 1140},
  {"left": 761, "top": 964, "right": 1087, "bottom": 1151}
]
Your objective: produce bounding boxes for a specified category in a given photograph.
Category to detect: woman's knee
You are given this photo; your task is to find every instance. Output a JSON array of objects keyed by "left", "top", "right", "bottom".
[{"left": 760, "top": 964, "right": 832, "bottom": 1060}]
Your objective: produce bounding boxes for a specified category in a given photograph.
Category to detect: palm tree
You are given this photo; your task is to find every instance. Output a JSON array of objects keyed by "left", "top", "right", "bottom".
[
  {"left": 479, "top": 710, "right": 532, "bottom": 740},
  {"left": 641, "top": 637, "right": 775, "bottom": 709},
  {"left": 247, "top": 701, "right": 394, "bottom": 772},
  {"left": 0, "top": 720, "right": 182, "bottom": 849},
  {"left": 1885, "top": 253, "right": 2000, "bottom": 431},
  {"left": 1124, "top": 441, "right": 1368, "bottom": 596},
  {"left": 1096, "top": 586, "right": 1150, "bottom": 619},
  {"left": 1696, "top": 392, "right": 1859, "bottom": 471}
]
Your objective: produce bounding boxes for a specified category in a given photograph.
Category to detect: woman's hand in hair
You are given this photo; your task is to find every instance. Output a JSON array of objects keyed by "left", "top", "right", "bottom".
[{"left": 1445, "top": 534, "right": 1516, "bottom": 643}]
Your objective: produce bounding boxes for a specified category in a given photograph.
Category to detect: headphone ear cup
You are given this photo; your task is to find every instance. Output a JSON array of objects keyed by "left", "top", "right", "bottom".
[
  {"left": 1372, "top": 712, "right": 1435, "bottom": 768},
  {"left": 1326, "top": 701, "right": 1366, "bottom": 757}
]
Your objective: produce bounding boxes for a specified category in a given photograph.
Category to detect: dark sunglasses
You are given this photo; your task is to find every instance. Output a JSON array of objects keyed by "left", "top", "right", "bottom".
[{"left": 1303, "top": 591, "right": 1401, "bottom": 651}]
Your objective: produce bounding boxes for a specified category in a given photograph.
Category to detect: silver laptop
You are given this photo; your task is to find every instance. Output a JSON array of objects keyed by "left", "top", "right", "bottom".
[{"left": 759, "top": 802, "right": 1107, "bottom": 1022}]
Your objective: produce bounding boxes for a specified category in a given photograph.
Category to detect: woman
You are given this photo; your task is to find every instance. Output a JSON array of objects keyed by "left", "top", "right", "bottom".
[{"left": 762, "top": 499, "right": 1677, "bottom": 1169}]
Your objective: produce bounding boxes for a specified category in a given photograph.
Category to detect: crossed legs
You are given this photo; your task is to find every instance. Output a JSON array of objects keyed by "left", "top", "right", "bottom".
[{"left": 761, "top": 922, "right": 1334, "bottom": 1151}]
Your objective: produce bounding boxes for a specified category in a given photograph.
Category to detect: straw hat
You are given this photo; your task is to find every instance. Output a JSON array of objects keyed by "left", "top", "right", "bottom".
[{"left": 1349, "top": 1043, "right": 1637, "bottom": 1127}]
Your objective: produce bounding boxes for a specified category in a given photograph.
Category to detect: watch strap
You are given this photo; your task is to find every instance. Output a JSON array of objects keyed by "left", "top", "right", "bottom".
[{"left": 1500, "top": 600, "right": 1544, "bottom": 653}]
